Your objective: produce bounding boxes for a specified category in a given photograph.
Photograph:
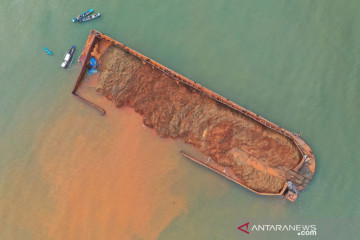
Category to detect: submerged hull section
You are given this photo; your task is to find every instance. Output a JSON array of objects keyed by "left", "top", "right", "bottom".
[{"left": 74, "top": 30, "right": 316, "bottom": 201}]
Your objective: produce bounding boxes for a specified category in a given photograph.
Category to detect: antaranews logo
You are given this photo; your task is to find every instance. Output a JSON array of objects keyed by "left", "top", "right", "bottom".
[
  {"left": 238, "top": 222, "right": 317, "bottom": 236},
  {"left": 238, "top": 222, "right": 250, "bottom": 234}
]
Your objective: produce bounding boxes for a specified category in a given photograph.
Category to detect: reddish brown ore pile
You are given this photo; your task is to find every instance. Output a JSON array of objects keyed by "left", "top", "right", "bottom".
[{"left": 94, "top": 45, "right": 303, "bottom": 194}]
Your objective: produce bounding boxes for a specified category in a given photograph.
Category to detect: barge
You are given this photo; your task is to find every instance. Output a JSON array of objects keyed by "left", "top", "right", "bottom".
[{"left": 73, "top": 30, "right": 316, "bottom": 201}]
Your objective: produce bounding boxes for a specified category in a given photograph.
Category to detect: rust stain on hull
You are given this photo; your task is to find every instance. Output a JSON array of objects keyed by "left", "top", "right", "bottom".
[{"left": 73, "top": 30, "right": 316, "bottom": 201}]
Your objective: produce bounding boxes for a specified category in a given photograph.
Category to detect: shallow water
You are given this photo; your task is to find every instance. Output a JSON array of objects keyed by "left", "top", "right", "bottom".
[{"left": 0, "top": 0, "right": 359, "bottom": 239}]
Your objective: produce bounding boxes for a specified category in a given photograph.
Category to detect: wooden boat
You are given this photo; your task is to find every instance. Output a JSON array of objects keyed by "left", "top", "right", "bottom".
[
  {"left": 79, "top": 13, "right": 101, "bottom": 22},
  {"left": 72, "top": 9, "right": 94, "bottom": 22},
  {"left": 42, "top": 47, "right": 53, "bottom": 56}
]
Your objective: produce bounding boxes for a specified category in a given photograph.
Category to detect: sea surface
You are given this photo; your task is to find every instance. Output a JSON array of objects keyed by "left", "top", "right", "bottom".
[{"left": 0, "top": 0, "right": 359, "bottom": 239}]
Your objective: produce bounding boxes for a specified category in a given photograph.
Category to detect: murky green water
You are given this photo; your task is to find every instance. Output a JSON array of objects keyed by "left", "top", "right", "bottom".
[{"left": 0, "top": 0, "right": 359, "bottom": 239}]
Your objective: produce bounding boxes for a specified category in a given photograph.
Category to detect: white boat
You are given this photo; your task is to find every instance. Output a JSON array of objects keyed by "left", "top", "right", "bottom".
[{"left": 61, "top": 45, "right": 76, "bottom": 68}]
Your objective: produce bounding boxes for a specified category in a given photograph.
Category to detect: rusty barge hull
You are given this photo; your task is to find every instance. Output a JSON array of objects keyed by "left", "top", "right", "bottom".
[{"left": 74, "top": 30, "right": 316, "bottom": 200}]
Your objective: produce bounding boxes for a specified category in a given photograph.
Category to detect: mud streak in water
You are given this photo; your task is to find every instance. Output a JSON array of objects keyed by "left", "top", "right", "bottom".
[{"left": 35, "top": 91, "right": 192, "bottom": 240}]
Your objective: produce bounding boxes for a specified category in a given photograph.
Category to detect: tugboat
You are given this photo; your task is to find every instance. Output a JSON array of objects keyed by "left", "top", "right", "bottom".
[
  {"left": 79, "top": 13, "right": 101, "bottom": 22},
  {"left": 61, "top": 45, "right": 76, "bottom": 68},
  {"left": 72, "top": 9, "right": 94, "bottom": 22},
  {"left": 284, "top": 181, "right": 299, "bottom": 202}
]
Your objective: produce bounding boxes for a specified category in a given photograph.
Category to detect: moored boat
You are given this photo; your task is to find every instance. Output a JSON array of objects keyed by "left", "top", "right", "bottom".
[
  {"left": 61, "top": 45, "right": 76, "bottom": 68},
  {"left": 42, "top": 47, "right": 53, "bottom": 56},
  {"left": 72, "top": 9, "right": 94, "bottom": 22},
  {"left": 79, "top": 13, "right": 101, "bottom": 22}
]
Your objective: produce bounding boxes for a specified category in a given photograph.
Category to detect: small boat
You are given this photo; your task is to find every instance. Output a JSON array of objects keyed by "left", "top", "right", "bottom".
[
  {"left": 72, "top": 9, "right": 94, "bottom": 22},
  {"left": 42, "top": 47, "right": 53, "bottom": 56},
  {"left": 79, "top": 13, "right": 101, "bottom": 22},
  {"left": 61, "top": 45, "right": 76, "bottom": 68}
]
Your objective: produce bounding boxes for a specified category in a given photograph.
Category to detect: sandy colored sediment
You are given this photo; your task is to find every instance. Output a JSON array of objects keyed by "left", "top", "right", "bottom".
[
  {"left": 36, "top": 100, "right": 190, "bottom": 240},
  {"left": 94, "top": 44, "right": 303, "bottom": 194}
]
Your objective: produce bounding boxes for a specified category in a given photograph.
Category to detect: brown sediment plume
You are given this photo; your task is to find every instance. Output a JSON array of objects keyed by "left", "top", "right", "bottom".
[
  {"left": 75, "top": 30, "right": 315, "bottom": 199},
  {"left": 37, "top": 103, "right": 189, "bottom": 240}
]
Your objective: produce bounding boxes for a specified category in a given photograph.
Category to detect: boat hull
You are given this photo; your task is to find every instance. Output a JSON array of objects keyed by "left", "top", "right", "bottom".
[
  {"left": 61, "top": 46, "right": 75, "bottom": 68},
  {"left": 42, "top": 47, "right": 53, "bottom": 55},
  {"left": 73, "top": 30, "right": 316, "bottom": 201},
  {"left": 72, "top": 9, "right": 94, "bottom": 22},
  {"left": 79, "top": 13, "right": 101, "bottom": 22}
]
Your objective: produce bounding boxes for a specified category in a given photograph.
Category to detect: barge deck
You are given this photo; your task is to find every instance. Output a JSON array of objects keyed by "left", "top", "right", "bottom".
[{"left": 73, "top": 30, "right": 316, "bottom": 201}]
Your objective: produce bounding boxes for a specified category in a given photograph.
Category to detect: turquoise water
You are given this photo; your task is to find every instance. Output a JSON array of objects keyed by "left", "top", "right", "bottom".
[{"left": 0, "top": 0, "right": 359, "bottom": 239}]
